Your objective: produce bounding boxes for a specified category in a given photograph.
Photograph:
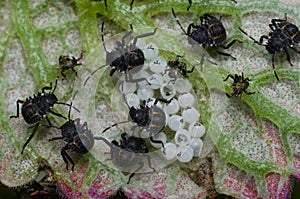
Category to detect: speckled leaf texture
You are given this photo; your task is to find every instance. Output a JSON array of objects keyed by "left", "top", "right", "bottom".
[{"left": 0, "top": 0, "right": 300, "bottom": 199}]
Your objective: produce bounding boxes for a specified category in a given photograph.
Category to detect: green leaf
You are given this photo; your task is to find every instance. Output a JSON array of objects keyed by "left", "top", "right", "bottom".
[{"left": 1, "top": 0, "right": 299, "bottom": 198}]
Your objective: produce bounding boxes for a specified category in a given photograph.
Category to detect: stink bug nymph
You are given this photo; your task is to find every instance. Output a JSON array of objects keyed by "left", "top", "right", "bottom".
[
  {"left": 10, "top": 78, "right": 71, "bottom": 154},
  {"left": 59, "top": 52, "right": 84, "bottom": 78},
  {"left": 239, "top": 14, "right": 300, "bottom": 81},
  {"left": 102, "top": 98, "right": 170, "bottom": 151},
  {"left": 223, "top": 72, "right": 255, "bottom": 97},
  {"left": 84, "top": 22, "right": 157, "bottom": 85},
  {"left": 172, "top": 8, "right": 241, "bottom": 67},
  {"left": 166, "top": 55, "right": 195, "bottom": 79},
  {"left": 15, "top": 161, "right": 57, "bottom": 199},
  {"left": 269, "top": 13, "right": 300, "bottom": 43},
  {"left": 47, "top": 102, "right": 101, "bottom": 171},
  {"left": 97, "top": 133, "right": 154, "bottom": 184}
]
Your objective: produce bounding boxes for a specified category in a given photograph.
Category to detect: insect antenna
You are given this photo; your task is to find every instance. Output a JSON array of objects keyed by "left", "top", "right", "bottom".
[
  {"left": 239, "top": 27, "right": 266, "bottom": 46},
  {"left": 102, "top": 120, "right": 132, "bottom": 133},
  {"left": 101, "top": 88, "right": 136, "bottom": 134},
  {"left": 172, "top": 8, "right": 188, "bottom": 35},
  {"left": 101, "top": 22, "right": 109, "bottom": 53},
  {"left": 83, "top": 63, "right": 108, "bottom": 86},
  {"left": 83, "top": 22, "right": 111, "bottom": 86},
  {"left": 187, "top": 0, "right": 192, "bottom": 11},
  {"left": 50, "top": 77, "right": 58, "bottom": 94},
  {"left": 93, "top": 136, "right": 113, "bottom": 148},
  {"left": 55, "top": 102, "right": 80, "bottom": 113}
]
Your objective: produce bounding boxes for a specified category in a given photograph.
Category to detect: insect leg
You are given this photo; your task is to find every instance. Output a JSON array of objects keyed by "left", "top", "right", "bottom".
[
  {"left": 201, "top": 14, "right": 215, "bottom": 21},
  {"left": 125, "top": 72, "right": 149, "bottom": 84},
  {"left": 21, "top": 123, "right": 39, "bottom": 154},
  {"left": 186, "top": 65, "right": 195, "bottom": 73},
  {"left": 243, "top": 89, "right": 255, "bottom": 95},
  {"left": 215, "top": 49, "right": 236, "bottom": 59},
  {"left": 130, "top": 0, "right": 134, "bottom": 10},
  {"left": 41, "top": 84, "right": 52, "bottom": 93},
  {"left": 271, "top": 53, "right": 280, "bottom": 81},
  {"left": 48, "top": 136, "right": 64, "bottom": 142},
  {"left": 145, "top": 154, "right": 155, "bottom": 171},
  {"left": 175, "top": 54, "right": 184, "bottom": 61},
  {"left": 223, "top": 74, "right": 234, "bottom": 81},
  {"left": 122, "top": 24, "right": 134, "bottom": 46},
  {"left": 186, "top": 23, "right": 197, "bottom": 36},
  {"left": 150, "top": 134, "right": 165, "bottom": 151},
  {"left": 127, "top": 162, "right": 144, "bottom": 184},
  {"left": 94, "top": 136, "right": 112, "bottom": 148},
  {"left": 221, "top": 39, "right": 242, "bottom": 49},
  {"left": 51, "top": 79, "right": 59, "bottom": 94},
  {"left": 10, "top": 99, "right": 24, "bottom": 118},
  {"left": 61, "top": 69, "right": 67, "bottom": 78},
  {"left": 61, "top": 145, "right": 75, "bottom": 171},
  {"left": 48, "top": 109, "right": 67, "bottom": 120},
  {"left": 132, "top": 27, "right": 157, "bottom": 46},
  {"left": 259, "top": 35, "right": 269, "bottom": 45},
  {"left": 71, "top": 67, "right": 78, "bottom": 76},
  {"left": 153, "top": 98, "right": 171, "bottom": 105},
  {"left": 270, "top": 15, "right": 287, "bottom": 26},
  {"left": 284, "top": 48, "right": 294, "bottom": 66}
]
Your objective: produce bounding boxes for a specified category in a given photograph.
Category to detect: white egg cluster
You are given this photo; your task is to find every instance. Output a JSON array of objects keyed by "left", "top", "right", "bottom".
[{"left": 119, "top": 40, "right": 206, "bottom": 163}]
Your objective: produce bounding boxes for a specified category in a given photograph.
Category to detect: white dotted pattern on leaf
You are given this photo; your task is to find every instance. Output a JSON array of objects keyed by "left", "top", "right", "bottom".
[
  {"left": 33, "top": 4, "right": 76, "bottom": 29},
  {"left": 0, "top": 0, "right": 10, "bottom": 37},
  {"left": 64, "top": 28, "right": 82, "bottom": 53},
  {"left": 260, "top": 80, "right": 299, "bottom": 112},
  {"left": 41, "top": 35, "right": 63, "bottom": 65},
  {"left": 4, "top": 38, "right": 27, "bottom": 84},
  {"left": 287, "top": 133, "right": 300, "bottom": 155},
  {"left": 6, "top": 76, "right": 36, "bottom": 122},
  {"left": 231, "top": 126, "right": 270, "bottom": 162},
  {"left": 29, "top": 0, "right": 47, "bottom": 10},
  {"left": 211, "top": 92, "right": 258, "bottom": 135}
]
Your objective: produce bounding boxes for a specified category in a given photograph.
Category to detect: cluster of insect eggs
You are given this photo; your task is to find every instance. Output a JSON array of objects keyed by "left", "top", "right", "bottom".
[{"left": 107, "top": 40, "right": 206, "bottom": 163}]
